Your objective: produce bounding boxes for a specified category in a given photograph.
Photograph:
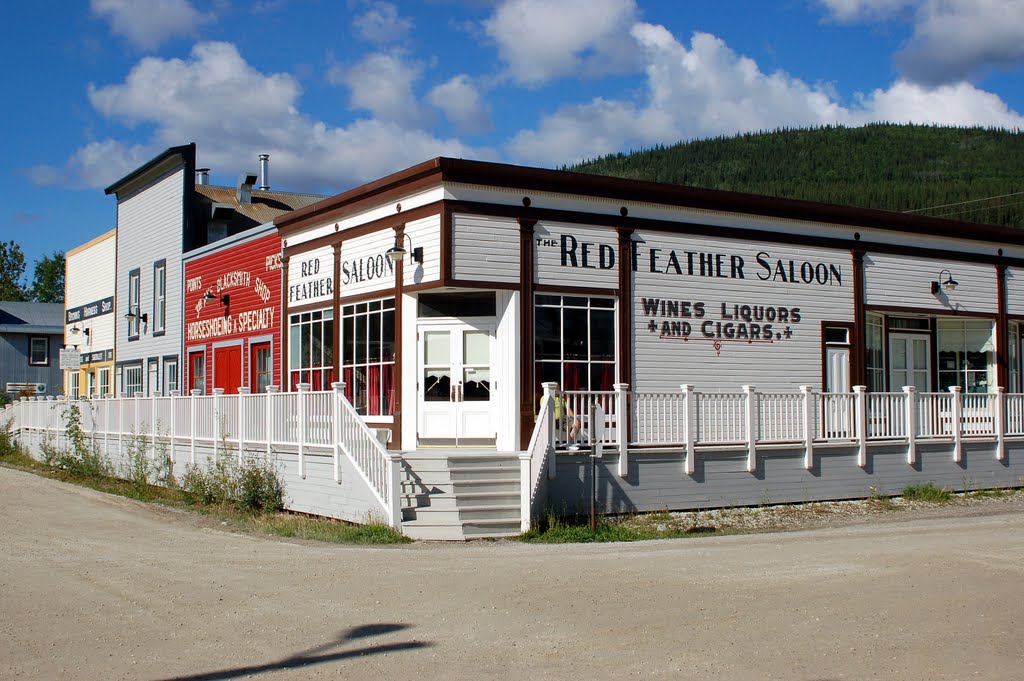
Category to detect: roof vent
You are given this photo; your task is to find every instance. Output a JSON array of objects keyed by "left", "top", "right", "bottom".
[
  {"left": 196, "top": 168, "right": 210, "bottom": 185},
  {"left": 258, "top": 154, "right": 270, "bottom": 191},
  {"left": 236, "top": 171, "right": 258, "bottom": 204}
]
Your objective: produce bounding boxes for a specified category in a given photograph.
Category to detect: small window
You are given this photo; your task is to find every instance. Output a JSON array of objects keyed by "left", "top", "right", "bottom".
[
  {"left": 99, "top": 368, "right": 110, "bottom": 398},
  {"left": 153, "top": 261, "right": 166, "bottom": 335},
  {"left": 888, "top": 317, "right": 930, "bottom": 331},
  {"left": 165, "top": 359, "right": 178, "bottom": 394},
  {"left": 824, "top": 327, "right": 850, "bottom": 345},
  {"left": 124, "top": 364, "right": 143, "bottom": 396},
  {"left": 29, "top": 337, "right": 49, "bottom": 365},
  {"left": 127, "top": 268, "right": 141, "bottom": 339},
  {"left": 418, "top": 292, "right": 496, "bottom": 318}
]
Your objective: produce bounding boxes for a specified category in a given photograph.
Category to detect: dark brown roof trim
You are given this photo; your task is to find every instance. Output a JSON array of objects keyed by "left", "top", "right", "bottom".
[
  {"left": 277, "top": 156, "right": 1024, "bottom": 248},
  {"left": 104, "top": 143, "right": 196, "bottom": 196}
]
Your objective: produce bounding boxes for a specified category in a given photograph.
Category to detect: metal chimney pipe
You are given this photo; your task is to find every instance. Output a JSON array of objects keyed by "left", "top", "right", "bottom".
[
  {"left": 258, "top": 154, "right": 269, "bottom": 190},
  {"left": 196, "top": 168, "right": 210, "bottom": 185}
]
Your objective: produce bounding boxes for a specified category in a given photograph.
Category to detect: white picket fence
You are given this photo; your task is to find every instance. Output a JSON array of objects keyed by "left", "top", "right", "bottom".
[
  {"left": 540, "top": 383, "right": 1013, "bottom": 476},
  {"left": 1, "top": 382, "right": 402, "bottom": 528}
]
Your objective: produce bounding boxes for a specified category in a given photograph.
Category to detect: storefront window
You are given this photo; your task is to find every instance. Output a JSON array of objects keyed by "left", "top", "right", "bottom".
[
  {"left": 342, "top": 298, "right": 395, "bottom": 416},
  {"left": 124, "top": 364, "right": 143, "bottom": 396},
  {"left": 99, "top": 368, "right": 110, "bottom": 398},
  {"left": 937, "top": 319, "right": 995, "bottom": 393},
  {"left": 288, "top": 309, "right": 334, "bottom": 390},
  {"left": 865, "top": 313, "right": 884, "bottom": 392},
  {"left": 534, "top": 295, "right": 616, "bottom": 403}
]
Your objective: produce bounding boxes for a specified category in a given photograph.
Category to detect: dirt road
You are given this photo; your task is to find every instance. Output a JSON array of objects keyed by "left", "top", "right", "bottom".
[{"left": 2, "top": 466, "right": 1023, "bottom": 680}]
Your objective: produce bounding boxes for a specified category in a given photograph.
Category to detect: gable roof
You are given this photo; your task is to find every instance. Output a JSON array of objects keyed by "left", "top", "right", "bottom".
[{"left": 0, "top": 302, "right": 64, "bottom": 335}]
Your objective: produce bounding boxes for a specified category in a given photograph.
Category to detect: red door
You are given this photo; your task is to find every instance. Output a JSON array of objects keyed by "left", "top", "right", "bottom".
[
  {"left": 214, "top": 345, "right": 242, "bottom": 394},
  {"left": 250, "top": 342, "right": 272, "bottom": 393}
]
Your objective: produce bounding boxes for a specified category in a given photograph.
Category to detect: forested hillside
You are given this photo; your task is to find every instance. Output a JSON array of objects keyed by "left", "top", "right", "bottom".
[{"left": 569, "top": 124, "right": 1024, "bottom": 228}]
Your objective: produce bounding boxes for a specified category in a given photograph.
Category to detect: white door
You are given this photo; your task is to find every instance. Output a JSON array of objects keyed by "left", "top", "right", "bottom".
[
  {"left": 418, "top": 324, "right": 495, "bottom": 445},
  {"left": 825, "top": 346, "right": 851, "bottom": 393},
  {"left": 889, "top": 333, "right": 930, "bottom": 391}
]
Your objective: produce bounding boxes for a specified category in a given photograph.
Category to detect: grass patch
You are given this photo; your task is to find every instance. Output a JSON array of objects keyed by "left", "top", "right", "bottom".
[
  {"left": 519, "top": 511, "right": 719, "bottom": 543},
  {"left": 0, "top": 426, "right": 407, "bottom": 545},
  {"left": 901, "top": 481, "right": 954, "bottom": 503}
]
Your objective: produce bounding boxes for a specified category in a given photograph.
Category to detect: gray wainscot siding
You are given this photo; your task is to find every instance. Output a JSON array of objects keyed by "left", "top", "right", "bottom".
[{"left": 548, "top": 441, "right": 1024, "bottom": 515}]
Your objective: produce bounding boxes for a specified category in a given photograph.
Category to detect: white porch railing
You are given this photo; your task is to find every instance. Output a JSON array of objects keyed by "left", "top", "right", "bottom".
[
  {"left": 520, "top": 383, "right": 1016, "bottom": 498},
  {"left": 1, "top": 383, "right": 402, "bottom": 529}
]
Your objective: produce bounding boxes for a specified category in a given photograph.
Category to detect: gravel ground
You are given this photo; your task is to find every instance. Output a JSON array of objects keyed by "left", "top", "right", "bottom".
[
  {"left": 617, "top": 489, "right": 1024, "bottom": 534},
  {"left": 3, "top": 466, "right": 1024, "bottom": 680}
]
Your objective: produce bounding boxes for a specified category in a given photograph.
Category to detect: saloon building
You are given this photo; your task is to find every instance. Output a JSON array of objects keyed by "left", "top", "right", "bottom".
[{"left": 276, "top": 158, "right": 1024, "bottom": 452}]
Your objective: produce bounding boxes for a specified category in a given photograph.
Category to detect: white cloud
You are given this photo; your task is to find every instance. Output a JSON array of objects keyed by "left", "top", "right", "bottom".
[
  {"left": 353, "top": 1, "right": 414, "bottom": 45},
  {"left": 817, "top": 0, "right": 1024, "bottom": 85},
  {"left": 897, "top": 0, "right": 1024, "bottom": 84},
  {"left": 506, "top": 22, "right": 1024, "bottom": 167},
  {"left": 483, "top": 0, "right": 640, "bottom": 86},
  {"left": 36, "top": 42, "right": 489, "bottom": 191},
  {"left": 90, "top": 0, "right": 213, "bottom": 50},
  {"left": 427, "top": 75, "right": 491, "bottom": 134},
  {"left": 329, "top": 52, "right": 429, "bottom": 128}
]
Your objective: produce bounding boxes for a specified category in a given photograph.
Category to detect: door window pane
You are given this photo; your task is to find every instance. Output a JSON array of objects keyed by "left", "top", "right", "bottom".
[{"left": 463, "top": 331, "right": 489, "bottom": 366}]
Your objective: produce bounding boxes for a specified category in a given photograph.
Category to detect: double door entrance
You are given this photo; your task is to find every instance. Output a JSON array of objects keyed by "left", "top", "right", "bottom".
[{"left": 418, "top": 322, "right": 495, "bottom": 445}]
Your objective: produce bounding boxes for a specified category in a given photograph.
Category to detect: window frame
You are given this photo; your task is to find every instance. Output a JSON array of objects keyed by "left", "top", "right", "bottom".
[
  {"left": 28, "top": 336, "right": 49, "bottom": 366},
  {"left": 288, "top": 308, "right": 335, "bottom": 391},
  {"left": 533, "top": 294, "right": 617, "bottom": 407},
  {"left": 341, "top": 298, "right": 395, "bottom": 417},
  {"left": 123, "top": 363, "right": 143, "bottom": 397},
  {"left": 127, "top": 268, "right": 141, "bottom": 340},
  {"left": 152, "top": 260, "right": 166, "bottom": 336}
]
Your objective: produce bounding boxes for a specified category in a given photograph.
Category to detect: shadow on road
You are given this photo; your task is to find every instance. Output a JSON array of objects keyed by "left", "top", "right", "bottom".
[{"left": 153, "top": 622, "right": 431, "bottom": 681}]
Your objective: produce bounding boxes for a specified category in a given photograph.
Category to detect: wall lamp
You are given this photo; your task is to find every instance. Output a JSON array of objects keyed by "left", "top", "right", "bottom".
[
  {"left": 385, "top": 233, "right": 423, "bottom": 265},
  {"left": 124, "top": 305, "right": 148, "bottom": 325},
  {"left": 203, "top": 290, "right": 230, "bottom": 306},
  {"left": 930, "top": 269, "right": 959, "bottom": 295},
  {"left": 69, "top": 325, "right": 91, "bottom": 347}
]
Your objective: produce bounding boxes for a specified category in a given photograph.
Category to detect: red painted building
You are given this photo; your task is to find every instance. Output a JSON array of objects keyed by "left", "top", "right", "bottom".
[{"left": 182, "top": 226, "right": 283, "bottom": 394}]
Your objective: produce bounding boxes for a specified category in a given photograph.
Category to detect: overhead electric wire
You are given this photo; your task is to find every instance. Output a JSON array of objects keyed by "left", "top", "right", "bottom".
[
  {"left": 931, "top": 198, "right": 1024, "bottom": 219},
  {"left": 904, "top": 190, "right": 1024, "bottom": 213}
]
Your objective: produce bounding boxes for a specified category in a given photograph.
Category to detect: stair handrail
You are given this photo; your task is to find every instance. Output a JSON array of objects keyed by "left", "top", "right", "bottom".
[
  {"left": 521, "top": 382, "right": 558, "bottom": 531},
  {"left": 331, "top": 383, "right": 402, "bottom": 528}
]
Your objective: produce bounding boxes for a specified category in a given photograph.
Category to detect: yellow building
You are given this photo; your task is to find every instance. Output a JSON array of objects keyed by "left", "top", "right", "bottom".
[{"left": 64, "top": 229, "right": 116, "bottom": 398}]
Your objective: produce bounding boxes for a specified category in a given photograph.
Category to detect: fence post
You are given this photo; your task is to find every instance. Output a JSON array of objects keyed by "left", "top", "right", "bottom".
[
  {"left": 387, "top": 453, "right": 402, "bottom": 530},
  {"left": 800, "top": 385, "right": 814, "bottom": 470},
  {"left": 103, "top": 395, "right": 110, "bottom": 461},
  {"left": 118, "top": 394, "right": 126, "bottom": 463},
  {"left": 854, "top": 385, "right": 867, "bottom": 468},
  {"left": 742, "top": 385, "right": 757, "bottom": 473},
  {"left": 189, "top": 389, "right": 199, "bottom": 464},
  {"left": 297, "top": 383, "right": 310, "bottom": 479},
  {"left": 613, "top": 383, "right": 629, "bottom": 478},
  {"left": 237, "top": 387, "right": 249, "bottom": 463},
  {"left": 151, "top": 392, "right": 157, "bottom": 460},
  {"left": 212, "top": 388, "right": 224, "bottom": 464},
  {"left": 681, "top": 384, "right": 695, "bottom": 475},
  {"left": 169, "top": 390, "right": 179, "bottom": 465},
  {"left": 903, "top": 386, "right": 917, "bottom": 465},
  {"left": 266, "top": 386, "right": 279, "bottom": 457},
  {"left": 994, "top": 386, "right": 1006, "bottom": 461},
  {"left": 949, "top": 385, "right": 963, "bottom": 463},
  {"left": 519, "top": 452, "right": 532, "bottom": 532},
  {"left": 133, "top": 391, "right": 141, "bottom": 459},
  {"left": 331, "top": 382, "right": 345, "bottom": 483},
  {"left": 542, "top": 382, "right": 558, "bottom": 480}
]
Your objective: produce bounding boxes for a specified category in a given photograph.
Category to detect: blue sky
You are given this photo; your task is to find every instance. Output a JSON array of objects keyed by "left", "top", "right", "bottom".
[{"left": 5, "top": 0, "right": 1024, "bottom": 272}]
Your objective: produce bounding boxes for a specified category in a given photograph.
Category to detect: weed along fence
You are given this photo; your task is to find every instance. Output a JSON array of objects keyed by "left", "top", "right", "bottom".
[
  {"left": 2, "top": 383, "right": 402, "bottom": 528},
  {"left": 6, "top": 382, "right": 1024, "bottom": 534}
]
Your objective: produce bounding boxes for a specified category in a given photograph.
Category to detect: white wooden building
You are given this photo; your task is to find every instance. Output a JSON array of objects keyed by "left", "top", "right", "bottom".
[{"left": 63, "top": 229, "right": 116, "bottom": 399}]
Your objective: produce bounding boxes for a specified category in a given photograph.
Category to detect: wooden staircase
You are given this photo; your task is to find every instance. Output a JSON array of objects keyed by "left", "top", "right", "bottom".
[{"left": 399, "top": 451, "right": 522, "bottom": 541}]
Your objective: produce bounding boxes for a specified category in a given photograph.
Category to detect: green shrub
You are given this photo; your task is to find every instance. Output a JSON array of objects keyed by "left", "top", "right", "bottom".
[
  {"left": 181, "top": 454, "right": 283, "bottom": 513},
  {"left": 901, "top": 481, "right": 953, "bottom": 503}
]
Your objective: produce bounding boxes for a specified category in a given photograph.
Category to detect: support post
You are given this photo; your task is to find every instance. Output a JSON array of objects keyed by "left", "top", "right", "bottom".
[
  {"left": 331, "top": 382, "right": 345, "bottom": 483},
  {"left": 743, "top": 385, "right": 757, "bottom": 473},
  {"left": 266, "top": 386, "right": 278, "bottom": 457},
  {"left": 190, "top": 389, "right": 199, "bottom": 464},
  {"left": 995, "top": 386, "right": 1006, "bottom": 461},
  {"left": 949, "top": 385, "right": 963, "bottom": 463},
  {"left": 387, "top": 453, "right": 403, "bottom": 530},
  {"left": 681, "top": 384, "right": 695, "bottom": 475},
  {"left": 800, "top": 385, "right": 814, "bottom": 470},
  {"left": 519, "top": 452, "right": 532, "bottom": 532},
  {"left": 854, "top": 385, "right": 868, "bottom": 468},
  {"left": 297, "top": 383, "right": 309, "bottom": 479},
  {"left": 212, "top": 388, "right": 224, "bottom": 464},
  {"left": 614, "top": 383, "right": 629, "bottom": 478},
  {"left": 903, "top": 385, "right": 917, "bottom": 465},
  {"left": 542, "top": 382, "right": 558, "bottom": 480},
  {"left": 237, "top": 387, "right": 250, "bottom": 463}
]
